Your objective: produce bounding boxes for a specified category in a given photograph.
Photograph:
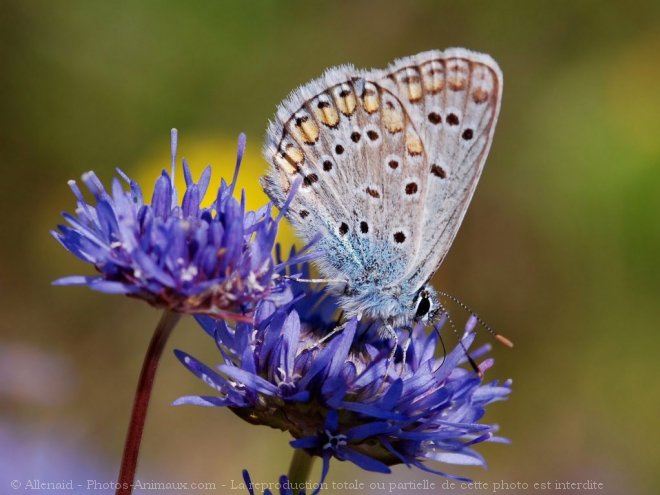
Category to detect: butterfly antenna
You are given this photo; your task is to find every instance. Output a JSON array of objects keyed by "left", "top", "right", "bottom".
[
  {"left": 436, "top": 300, "right": 482, "bottom": 378},
  {"left": 438, "top": 290, "right": 514, "bottom": 348}
]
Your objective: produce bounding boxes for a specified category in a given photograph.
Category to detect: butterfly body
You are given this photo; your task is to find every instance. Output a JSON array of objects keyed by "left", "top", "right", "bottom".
[
  {"left": 331, "top": 264, "right": 438, "bottom": 328},
  {"left": 262, "top": 48, "right": 502, "bottom": 331}
]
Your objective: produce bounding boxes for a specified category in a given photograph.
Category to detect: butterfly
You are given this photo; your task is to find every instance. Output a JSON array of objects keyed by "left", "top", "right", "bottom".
[{"left": 261, "top": 48, "right": 503, "bottom": 351}]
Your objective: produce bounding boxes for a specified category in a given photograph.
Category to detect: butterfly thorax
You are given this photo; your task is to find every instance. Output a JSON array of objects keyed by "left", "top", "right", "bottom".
[{"left": 332, "top": 279, "right": 438, "bottom": 328}]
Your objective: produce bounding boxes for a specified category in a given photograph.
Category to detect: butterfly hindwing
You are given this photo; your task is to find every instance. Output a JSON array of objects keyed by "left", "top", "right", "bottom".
[{"left": 262, "top": 69, "right": 429, "bottom": 287}]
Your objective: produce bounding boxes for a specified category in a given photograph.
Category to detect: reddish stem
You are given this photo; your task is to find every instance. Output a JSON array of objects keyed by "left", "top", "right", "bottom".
[{"left": 116, "top": 310, "right": 181, "bottom": 495}]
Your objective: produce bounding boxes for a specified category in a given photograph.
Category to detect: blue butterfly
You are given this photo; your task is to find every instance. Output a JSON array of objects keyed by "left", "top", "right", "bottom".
[{"left": 262, "top": 48, "right": 504, "bottom": 356}]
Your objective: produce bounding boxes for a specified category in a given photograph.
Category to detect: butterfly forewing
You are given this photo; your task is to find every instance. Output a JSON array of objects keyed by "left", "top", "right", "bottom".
[{"left": 377, "top": 48, "right": 503, "bottom": 287}]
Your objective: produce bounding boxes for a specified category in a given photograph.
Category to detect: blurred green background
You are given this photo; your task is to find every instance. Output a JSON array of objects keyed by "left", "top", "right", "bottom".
[{"left": 2, "top": 0, "right": 659, "bottom": 493}]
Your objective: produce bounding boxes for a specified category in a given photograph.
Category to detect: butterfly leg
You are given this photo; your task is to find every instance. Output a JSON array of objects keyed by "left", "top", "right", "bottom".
[
  {"left": 400, "top": 332, "right": 412, "bottom": 369},
  {"left": 318, "top": 311, "right": 358, "bottom": 345},
  {"left": 318, "top": 323, "right": 345, "bottom": 344},
  {"left": 282, "top": 275, "right": 349, "bottom": 284},
  {"left": 380, "top": 322, "right": 398, "bottom": 377}
]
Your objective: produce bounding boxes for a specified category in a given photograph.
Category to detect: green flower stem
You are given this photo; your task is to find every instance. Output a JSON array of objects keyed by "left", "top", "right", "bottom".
[
  {"left": 287, "top": 449, "right": 315, "bottom": 495},
  {"left": 116, "top": 309, "right": 182, "bottom": 495}
]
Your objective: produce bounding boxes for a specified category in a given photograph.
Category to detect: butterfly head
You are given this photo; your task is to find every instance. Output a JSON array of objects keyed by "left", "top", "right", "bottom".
[{"left": 412, "top": 286, "right": 440, "bottom": 326}]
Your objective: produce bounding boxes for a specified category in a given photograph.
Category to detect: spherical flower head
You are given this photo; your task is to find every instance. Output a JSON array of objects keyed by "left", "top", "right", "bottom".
[
  {"left": 52, "top": 130, "right": 291, "bottom": 320},
  {"left": 175, "top": 266, "right": 512, "bottom": 482}
]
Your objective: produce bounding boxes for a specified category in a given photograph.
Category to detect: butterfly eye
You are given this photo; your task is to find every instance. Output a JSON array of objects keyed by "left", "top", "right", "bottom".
[{"left": 415, "top": 292, "right": 431, "bottom": 318}]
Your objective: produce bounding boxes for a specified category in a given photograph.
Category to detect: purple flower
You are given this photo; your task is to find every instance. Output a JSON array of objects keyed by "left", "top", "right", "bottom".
[
  {"left": 175, "top": 272, "right": 511, "bottom": 483},
  {"left": 52, "top": 130, "right": 293, "bottom": 320}
]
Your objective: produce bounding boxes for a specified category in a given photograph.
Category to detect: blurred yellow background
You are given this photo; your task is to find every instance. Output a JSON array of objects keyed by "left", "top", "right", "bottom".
[{"left": 1, "top": 1, "right": 659, "bottom": 494}]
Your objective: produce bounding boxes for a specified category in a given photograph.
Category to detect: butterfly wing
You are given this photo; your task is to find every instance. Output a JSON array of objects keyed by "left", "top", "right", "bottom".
[
  {"left": 376, "top": 48, "right": 503, "bottom": 288},
  {"left": 262, "top": 67, "right": 431, "bottom": 288}
]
